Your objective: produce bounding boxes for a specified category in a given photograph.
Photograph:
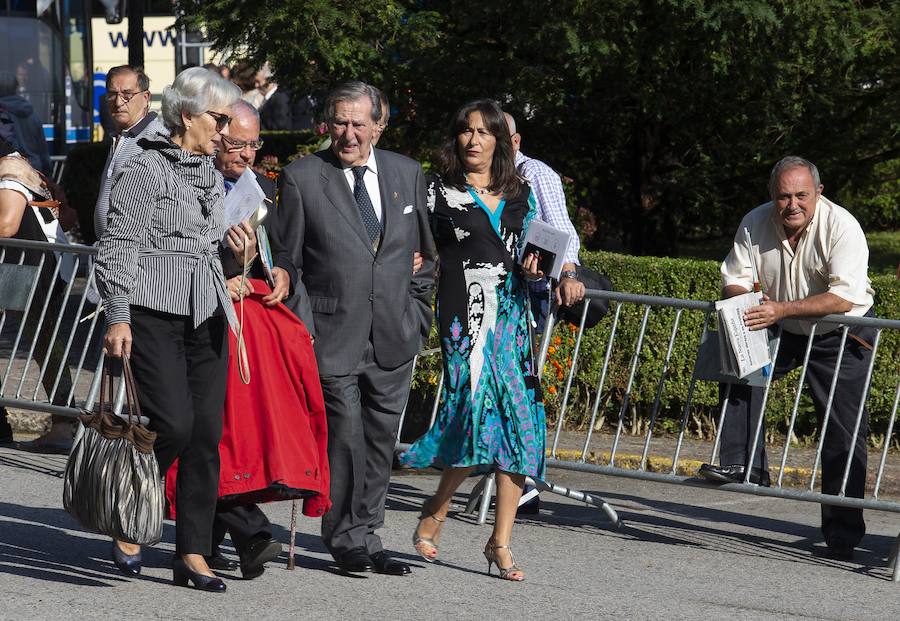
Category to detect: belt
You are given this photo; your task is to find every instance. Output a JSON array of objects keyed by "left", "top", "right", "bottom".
[{"left": 137, "top": 247, "right": 238, "bottom": 334}]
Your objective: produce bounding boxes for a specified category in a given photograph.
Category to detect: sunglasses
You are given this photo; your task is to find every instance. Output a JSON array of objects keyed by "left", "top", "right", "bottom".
[
  {"left": 221, "top": 135, "right": 264, "bottom": 152},
  {"left": 205, "top": 110, "right": 232, "bottom": 131}
]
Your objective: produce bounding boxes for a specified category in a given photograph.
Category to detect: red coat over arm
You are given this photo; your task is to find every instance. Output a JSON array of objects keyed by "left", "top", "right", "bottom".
[{"left": 166, "top": 279, "right": 331, "bottom": 518}]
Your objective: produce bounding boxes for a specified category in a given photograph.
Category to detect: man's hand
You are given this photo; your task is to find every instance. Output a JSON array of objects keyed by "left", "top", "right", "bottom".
[
  {"left": 743, "top": 295, "right": 785, "bottom": 331},
  {"left": 412, "top": 251, "right": 423, "bottom": 275},
  {"left": 104, "top": 322, "right": 132, "bottom": 358},
  {"left": 226, "top": 276, "right": 254, "bottom": 301},
  {"left": 226, "top": 221, "right": 258, "bottom": 265},
  {"left": 262, "top": 267, "right": 290, "bottom": 306},
  {"left": 556, "top": 277, "right": 585, "bottom": 307}
]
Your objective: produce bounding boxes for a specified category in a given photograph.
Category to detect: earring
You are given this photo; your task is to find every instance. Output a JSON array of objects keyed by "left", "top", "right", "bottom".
[{"left": 185, "top": 123, "right": 192, "bottom": 130}]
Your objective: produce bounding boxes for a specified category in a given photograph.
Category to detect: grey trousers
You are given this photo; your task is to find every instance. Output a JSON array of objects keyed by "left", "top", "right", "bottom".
[
  {"left": 319, "top": 340, "right": 414, "bottom": 558},
  {"left": 719, "top": 324, "right": 875, "bottom": 548}
]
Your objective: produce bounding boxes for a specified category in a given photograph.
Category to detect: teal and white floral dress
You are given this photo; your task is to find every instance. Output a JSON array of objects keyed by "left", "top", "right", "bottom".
[{"left": 400, "top": 175, "right": 546, "bottom": 478}]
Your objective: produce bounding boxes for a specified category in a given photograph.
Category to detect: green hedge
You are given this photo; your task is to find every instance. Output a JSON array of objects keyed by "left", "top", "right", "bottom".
[{"left": 410, "top": 250, "right": 900, "bottom": 444}]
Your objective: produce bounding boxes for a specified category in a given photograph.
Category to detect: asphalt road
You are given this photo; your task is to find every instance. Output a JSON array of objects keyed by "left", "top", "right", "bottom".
[{"left": 3, "top": 446, "right": 900, "bottom": 620}]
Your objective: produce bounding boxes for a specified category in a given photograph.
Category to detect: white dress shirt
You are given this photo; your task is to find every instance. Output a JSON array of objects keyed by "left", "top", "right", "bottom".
[
  {"left": 341, "top": 147, "right": 383, "bottom": 222},
  {"left": 721, "top": 195, "right": 874, "bottom": 335}
]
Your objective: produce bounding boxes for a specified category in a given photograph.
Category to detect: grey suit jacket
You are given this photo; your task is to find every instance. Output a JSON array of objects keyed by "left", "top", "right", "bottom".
[{"left": 273, "top": 147, "right": 435, "bottom": 376}]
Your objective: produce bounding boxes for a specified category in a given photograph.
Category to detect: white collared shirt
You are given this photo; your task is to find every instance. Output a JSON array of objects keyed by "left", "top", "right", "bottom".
[
  {"left": 721, "top": 195, "right": 874, "bottom": 335},
  {"left": 341, "top": 148, "right": 383, "bottom": 222}
]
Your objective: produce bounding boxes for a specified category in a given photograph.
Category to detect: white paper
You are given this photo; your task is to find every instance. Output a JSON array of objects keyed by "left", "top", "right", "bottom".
[
  {"left": 518, "top": 219, "right": 572, "bottom": 280},
  {"left": 715, "top": 292, "right": 771, "bottom": 378},
  {"left": 223, "top": 167, "right": 266, "bottom": 231}
]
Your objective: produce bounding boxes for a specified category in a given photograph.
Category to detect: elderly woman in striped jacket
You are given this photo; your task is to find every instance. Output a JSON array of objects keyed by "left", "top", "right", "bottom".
[{"left": 96, "top": 67, "right": 253, "bottom": 593}]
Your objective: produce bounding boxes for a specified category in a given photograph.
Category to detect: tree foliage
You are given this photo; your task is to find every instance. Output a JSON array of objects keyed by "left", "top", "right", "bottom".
[{"left": 177, "top": 0, "right": 900, "bottom": 255}]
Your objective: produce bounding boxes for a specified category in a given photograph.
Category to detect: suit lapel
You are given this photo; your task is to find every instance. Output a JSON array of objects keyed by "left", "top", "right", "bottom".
[{"left": 319, "top": 150, "right": 375, "bottom": 254}]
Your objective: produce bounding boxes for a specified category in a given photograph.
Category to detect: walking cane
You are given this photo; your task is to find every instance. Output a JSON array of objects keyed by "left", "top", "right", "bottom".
[{"left": 287, "top": 499, "right": 298, "bottom": 570}]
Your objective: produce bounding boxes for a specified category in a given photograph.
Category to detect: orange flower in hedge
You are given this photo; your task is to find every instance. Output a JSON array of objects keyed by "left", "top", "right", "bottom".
[
  {"left": 556, "top": 371, "right": 564, "bottom": 380},
  {"left": 553, "top": 336, "right": 562, "bottom": 346},
  {"left": 547, "top": 346, "right": 556, "bottom": 354},
  {"left": 569, "top": 324, "right": 577, "bottom": 333},
  {"left": 547, "top": 386, "right": 557, "bottom": 394}
]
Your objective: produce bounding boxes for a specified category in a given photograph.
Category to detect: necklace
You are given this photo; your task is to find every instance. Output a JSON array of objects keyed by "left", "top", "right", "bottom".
[{"left": 465, "top": 173, "right": 492, "bottom": 195}]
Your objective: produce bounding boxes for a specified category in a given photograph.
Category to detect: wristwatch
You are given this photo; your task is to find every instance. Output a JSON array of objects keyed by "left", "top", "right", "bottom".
[{"left": 560, "top": 270, "right": 578, "bottom": 280}]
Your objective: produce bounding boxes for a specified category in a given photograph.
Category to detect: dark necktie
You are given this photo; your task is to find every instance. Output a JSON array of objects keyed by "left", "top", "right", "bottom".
[
  {"left": 223, "top": 177, "right": 236, "bottom": 195},
  {"left": 352, "top": 165, "right": 382, "bottom": 247}
]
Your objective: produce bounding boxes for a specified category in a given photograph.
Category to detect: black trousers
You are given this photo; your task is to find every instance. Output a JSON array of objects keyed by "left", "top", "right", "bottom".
[
  {"left": 319, "top": 341, "right": 414, "bottom": 558},
  {"left": 212, "top": 503, "right": 272, "bottom": 555},
  {"left": 719, "top": 325, "right": 875, "bottom": 547},
  {"left": 129, "top": 308, "right": 228, "bottom": 555}
]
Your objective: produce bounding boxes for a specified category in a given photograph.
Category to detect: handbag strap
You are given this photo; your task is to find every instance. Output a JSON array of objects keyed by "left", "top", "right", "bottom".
[
  {"left": 97, "top": 358, "right": 116, "bottom": 415},
  {"left": 121, "top": 354, "right": 144, "bottom": 424}
]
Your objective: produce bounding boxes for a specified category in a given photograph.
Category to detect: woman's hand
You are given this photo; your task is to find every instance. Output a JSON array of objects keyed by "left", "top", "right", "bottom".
[
  {"left": 226, "top": 221, "right": 258, "bottom": 265},
  {"left": 226, "top": 276, "right": 254, "bottom": 301},
  {"left": 104, "top": 323, "right": 132, "bottom": 358},
  {"left": 521, "top": 252, "right": 545, "bottom": 281}
]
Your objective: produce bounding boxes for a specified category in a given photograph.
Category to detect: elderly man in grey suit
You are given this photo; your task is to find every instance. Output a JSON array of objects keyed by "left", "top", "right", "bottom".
[{"left": 275, "top": 81, "right": 434, "bottom": 577}]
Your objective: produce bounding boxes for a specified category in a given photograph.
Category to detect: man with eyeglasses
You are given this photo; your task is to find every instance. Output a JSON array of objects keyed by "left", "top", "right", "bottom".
[
  {"left": 215, "top": 100, "right": 293, "bottom": 306},
  {"left": 203, "top": 99, "right": 298, "bottom": 580},
  {"left": 94, "top": 65, "right": 166, "bottom": 240}
]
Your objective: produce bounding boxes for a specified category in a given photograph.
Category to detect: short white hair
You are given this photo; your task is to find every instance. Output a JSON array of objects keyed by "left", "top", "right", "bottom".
[
  {"left": 769, "top": 156, "right": 822, "bottom": 196},
  {"left": 503, "top": 112, "right": 517, "bottom": 135},
  {"left": 161, "top": 66, "right": 241, "bottom": 133}
]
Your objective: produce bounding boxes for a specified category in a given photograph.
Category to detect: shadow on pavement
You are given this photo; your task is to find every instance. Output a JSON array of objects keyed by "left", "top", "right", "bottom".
[
  {"left": 0, "top": 502, "right": 175, "bottom": 587},
  {"left": 383, "top": 480, "right": 897, "bottom": 581}
]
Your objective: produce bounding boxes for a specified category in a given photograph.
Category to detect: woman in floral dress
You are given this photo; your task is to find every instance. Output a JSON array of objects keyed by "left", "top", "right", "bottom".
[{"left": 400, "top": 99, "right": 545, "bottom": 581}]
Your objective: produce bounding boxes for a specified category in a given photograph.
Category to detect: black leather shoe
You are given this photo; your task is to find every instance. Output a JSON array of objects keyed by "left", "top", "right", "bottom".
[
  {"left": 698, "top": 463, "right": 771, "bottom": 487},
  {"left": 205, "top": 551, "right": 238, "bottom": 572},
  {"left": 0, "top": 409, "right": 13, "bottom": 444},
  {"left": 336, "top": 547, "right": 374, "bottom": 574},
  {"left": 370, "top": 551, "right": 411, "bottom": 576},
  {"left": 824, "top": 542, "right": 856, "bottom": 561},
  {"left": 111, "top": 541, "right": 141, "bottom": 576},
  {"left": 240, "top": 538, "right": 282, "bottom": 580},
  {"left": 172, "top": 558, "right": 226, "bottom": 592}
]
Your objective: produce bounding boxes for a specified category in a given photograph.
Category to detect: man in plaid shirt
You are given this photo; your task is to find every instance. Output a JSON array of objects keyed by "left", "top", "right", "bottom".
[{"left": 504, "top": 113, "right": 584, "bottom": 330}]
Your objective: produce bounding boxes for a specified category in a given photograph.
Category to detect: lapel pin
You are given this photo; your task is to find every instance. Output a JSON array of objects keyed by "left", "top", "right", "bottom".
[{"left": 393, "top": 191, "right": 399, "bottom": 200}]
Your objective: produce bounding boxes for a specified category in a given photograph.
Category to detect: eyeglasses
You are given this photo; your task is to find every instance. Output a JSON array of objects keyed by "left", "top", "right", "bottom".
[
  {"left": 221, "top": 135, "right": 264, "bottom": 152},
  {"left": 105, "top": 89, "right": 146, "bottom": 103},
  {"left": 205, "top": 110, "right": 232, "bottom": 132}
]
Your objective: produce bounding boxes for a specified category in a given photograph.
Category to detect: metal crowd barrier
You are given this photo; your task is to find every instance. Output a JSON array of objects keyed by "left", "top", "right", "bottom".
[
  {"left": 398, "top": 287, "right": 900, "bottom": 579},
  {"left": 0, "top": 238, "right": 115, "bottom": 421}
]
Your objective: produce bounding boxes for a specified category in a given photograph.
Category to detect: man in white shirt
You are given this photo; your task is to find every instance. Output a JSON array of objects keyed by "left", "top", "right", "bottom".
[{"left": 699, "top": 156, "right": 875, "bottom": 560}]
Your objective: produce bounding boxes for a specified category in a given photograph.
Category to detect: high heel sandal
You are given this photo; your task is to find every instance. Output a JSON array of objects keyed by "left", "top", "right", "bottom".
[
  {"left": 412, "top": 499, "right": 445, "bottom": 562},
  {"left": 172, "top": 557, "right": 227, "bottom": 592},
  {"left": 483, "top": 541, "right": 524, "bottom": 581}
]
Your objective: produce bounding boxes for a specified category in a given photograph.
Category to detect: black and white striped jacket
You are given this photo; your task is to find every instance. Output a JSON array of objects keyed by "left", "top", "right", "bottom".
[{"left": 95, "top": 132, "right": 235, "bottom": 331}]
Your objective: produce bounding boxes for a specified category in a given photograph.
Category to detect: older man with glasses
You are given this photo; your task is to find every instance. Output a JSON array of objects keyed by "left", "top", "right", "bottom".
[
  {"left": 194, "top": 99, "right": 297, "bottom": 580},
  {"left": 94, "top": 65, "right": 167, "bottom": 241}
]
